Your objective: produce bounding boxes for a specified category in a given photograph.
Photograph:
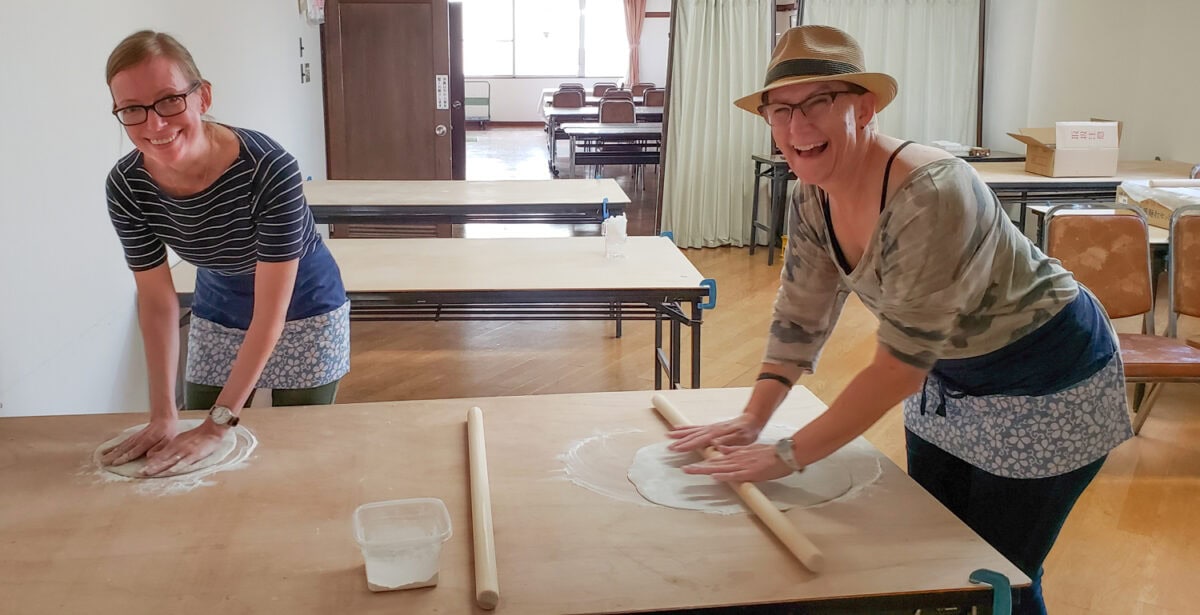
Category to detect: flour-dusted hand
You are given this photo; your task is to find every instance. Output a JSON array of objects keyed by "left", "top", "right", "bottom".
[
  {"left": 682, "top": 443, "right": 793, "bottom": 483},
  {"left": 140, "top": 421, "right": 227, "bottom": 477},
  {"left": 99, "top": 416, "right": 179, "bottom": 467},
  {"left": 666, "top": 414, "right": 765, "bottom": 452}
]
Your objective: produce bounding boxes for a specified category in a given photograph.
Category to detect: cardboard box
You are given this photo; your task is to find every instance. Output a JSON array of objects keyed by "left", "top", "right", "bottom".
[
  {"left": 1008, "top": 120, "right": 1120, "bottom": 177},
  {"left": 1116, "top": 180, "right": 1200, "bottom": 229}
]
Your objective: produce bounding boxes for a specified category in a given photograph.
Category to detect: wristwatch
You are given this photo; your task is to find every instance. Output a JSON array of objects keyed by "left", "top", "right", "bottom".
[
  {"left": 774, "top": 437, "right": 803, "bottom": 472},
  {"left": 208, "top": 405, "right": 240, "bottom": 427}
]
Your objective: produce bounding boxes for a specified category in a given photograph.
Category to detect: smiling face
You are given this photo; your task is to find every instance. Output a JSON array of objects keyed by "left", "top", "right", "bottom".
[
  {"left": 764, "top": 80, "right": 876, "bottom": 188},
  {"left": 109, "top": 55, "right": 212, "bottom": 169}
]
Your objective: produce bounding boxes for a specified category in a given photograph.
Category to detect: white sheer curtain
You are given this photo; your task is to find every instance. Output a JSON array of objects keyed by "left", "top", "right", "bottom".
[
  {"left": 660, "top": 0, "right": 774, "bottom": 248},
  {"left": 804, "top": 0, "right": 980, "bottom": 146}
]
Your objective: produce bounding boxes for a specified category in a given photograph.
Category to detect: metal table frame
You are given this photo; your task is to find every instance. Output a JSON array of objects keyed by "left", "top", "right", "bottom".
[
  {"left": 563, "top": 123, "right": 662, "bottom": 179},
  {"left": 748, "top": 154, "right": 795, "bottom": 266},
  {"left": 304, "top": 181, "right": 629, "bottom": 227},
  {"left": 177, "top": 283, "right": 711, "bottom": 391},
  {"left": 544, "top": 107, "right": 663, "bottom": 176}
]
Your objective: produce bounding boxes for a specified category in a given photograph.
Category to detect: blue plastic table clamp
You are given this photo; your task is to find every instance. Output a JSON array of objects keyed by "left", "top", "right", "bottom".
[
  {"left": 699, "top": 279, "right": 716, "bottom": 310},
  {"left": 969, "top": 568, "right": 1013, "bottom": 615}
]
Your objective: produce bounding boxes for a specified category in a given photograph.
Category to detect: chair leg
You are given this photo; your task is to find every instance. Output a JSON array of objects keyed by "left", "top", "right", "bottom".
[
  {"left": 749, "top": 167, "right": 762, "bottom": 255},
  {"left": 1131, "top": 382, "right": 1165, "bottom": 435}
]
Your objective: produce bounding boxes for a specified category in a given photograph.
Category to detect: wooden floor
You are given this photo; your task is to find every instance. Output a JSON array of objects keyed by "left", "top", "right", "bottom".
[{"left": 334, "top": 128, "right": 1200, "bottom": 614}]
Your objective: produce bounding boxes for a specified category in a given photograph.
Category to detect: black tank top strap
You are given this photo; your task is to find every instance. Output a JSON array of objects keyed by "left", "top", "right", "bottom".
[{"left": 880, "top": 140, "right": 916, "bottom": 212}]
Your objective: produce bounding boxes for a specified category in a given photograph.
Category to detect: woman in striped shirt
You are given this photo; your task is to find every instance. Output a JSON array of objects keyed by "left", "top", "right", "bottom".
[{"left": 100, "top": 31, "right": 350, "bottom": 476}]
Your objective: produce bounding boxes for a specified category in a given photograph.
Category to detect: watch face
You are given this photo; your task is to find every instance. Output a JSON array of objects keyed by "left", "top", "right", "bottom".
[
  {"left": 211, "top": 406, "right": 232, "bottom": 424},
  {"left": 775, "top": 438, "right": 799, "bottom": 470}
]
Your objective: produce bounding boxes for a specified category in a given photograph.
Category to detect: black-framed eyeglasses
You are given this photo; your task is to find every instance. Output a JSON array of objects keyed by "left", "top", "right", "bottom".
[
  {"left": 758, "top": 89, "right": 862, "bottom": 127},
  {"left": 112, "top": 81, "right": 202, "bottom": 126}
]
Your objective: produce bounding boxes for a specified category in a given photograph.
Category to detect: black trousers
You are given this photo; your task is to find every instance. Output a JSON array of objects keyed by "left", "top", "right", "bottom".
[{"left": 906, "top": 428, "right": 1106, "bottom": 615}]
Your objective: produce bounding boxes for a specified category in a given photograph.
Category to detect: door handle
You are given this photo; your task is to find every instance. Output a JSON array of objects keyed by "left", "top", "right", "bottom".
[{"left": 435, "top": 124, "right": 448, "bottom": 136}]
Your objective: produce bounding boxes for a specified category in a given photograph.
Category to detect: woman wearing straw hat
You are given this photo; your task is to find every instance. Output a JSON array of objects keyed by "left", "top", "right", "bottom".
[{"left": 668, "top": 26, "right": 1132, "bottom": 614}]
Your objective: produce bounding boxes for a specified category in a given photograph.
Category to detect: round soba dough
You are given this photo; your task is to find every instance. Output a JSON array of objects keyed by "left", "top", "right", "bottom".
[
  {"left": 96, "top": 419, "right": 238, "bottom": 478},
  {"left": 627, "top": 441, "right": 854, "bottom": 514}
]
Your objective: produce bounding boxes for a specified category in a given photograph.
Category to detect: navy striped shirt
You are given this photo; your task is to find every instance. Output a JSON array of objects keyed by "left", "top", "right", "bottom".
[
  {"left": 106, "top": 125, "right": 320, "bottom": 274},
  {"left": 106, "top": 125, "right": 346, "bottom": 329}
]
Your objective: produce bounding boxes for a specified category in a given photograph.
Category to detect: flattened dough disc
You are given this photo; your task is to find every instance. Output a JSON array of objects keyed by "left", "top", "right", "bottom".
[
  {"left": 627, "top": 441, "right": 853, "bottom": 514},
  {"left": 96, "top": 419, "right": 238, "bottom": 478}
]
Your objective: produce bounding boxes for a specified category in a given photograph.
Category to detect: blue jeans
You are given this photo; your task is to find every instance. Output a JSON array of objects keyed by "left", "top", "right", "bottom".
[{"left": 906, "top": 429, "right": 1105, "bottom": 615}]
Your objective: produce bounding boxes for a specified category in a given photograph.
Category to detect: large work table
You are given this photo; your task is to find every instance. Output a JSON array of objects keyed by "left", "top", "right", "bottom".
[
  {"left": 302, "top": 178, "right": 630, "bottom": 227},
  {"left": 172, "top": 237, "right": 713, "bottom": 389},
  {"left": 0, "top": 387, "right": 1026, "bottom": 614},
  {"left": 970, "top": 159, "right": 1196, "bottom": 228}
]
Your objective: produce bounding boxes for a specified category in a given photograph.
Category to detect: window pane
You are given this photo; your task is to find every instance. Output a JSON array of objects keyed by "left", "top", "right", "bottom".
[
  {"left": 463, "top": 0, "right": 514, "bottom": 76},
  {"left": 514, "top": 0, "right": 580, "bottom": 76},
  {"left": 583, "top": 0, "right": 626, "bottom": 78}
]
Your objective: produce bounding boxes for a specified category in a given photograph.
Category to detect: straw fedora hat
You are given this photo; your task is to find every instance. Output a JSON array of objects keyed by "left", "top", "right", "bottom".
[{"left": 734, "top": 25, "right": 897, "bottom": 115}]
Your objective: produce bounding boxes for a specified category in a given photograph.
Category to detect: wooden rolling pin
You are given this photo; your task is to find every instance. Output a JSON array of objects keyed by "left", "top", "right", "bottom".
[
  {"left": 1147, "top": 179, "right": 1200, "bottom": 188},
  {"left": 651, "top": 394, "right": 826, "bottom": 573},
  {"left": 467, "top": 407, "right": 500, "bottom": 609}
]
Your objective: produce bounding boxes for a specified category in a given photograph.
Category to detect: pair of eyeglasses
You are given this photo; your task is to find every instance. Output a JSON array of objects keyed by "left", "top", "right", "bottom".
[
  {"left": 112, "top": 81, "right": 202, "bottom": 126},
  {"left": 758, "top": 89, "right": 861, "bottom": 127}
]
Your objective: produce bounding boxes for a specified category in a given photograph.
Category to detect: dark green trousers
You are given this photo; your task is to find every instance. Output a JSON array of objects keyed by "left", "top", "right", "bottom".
[{"left": 184, "top": 380, "right": 340, "bottom": 410}]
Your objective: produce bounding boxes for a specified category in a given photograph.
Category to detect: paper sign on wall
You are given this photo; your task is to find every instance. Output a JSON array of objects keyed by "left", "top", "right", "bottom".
[{"left": 436, "top": 75, "right": 449, "bottom": 110}]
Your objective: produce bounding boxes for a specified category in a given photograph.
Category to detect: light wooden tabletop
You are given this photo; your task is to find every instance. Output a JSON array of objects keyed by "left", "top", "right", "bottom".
[
  {"left": 302, "top": 178, "right": 631, "bottom": 208},
  {"left": 172, "top": 237, "right": 707, "bottom": 295},
  {"left": 560, "top": 122, "right": 663, "bottom": 136},
  {"left": 971, "top": 159, "right": 1195, "bottom": 186},
  {"left": 0, "top": 387, "right": 1027, "bottom": 614}
]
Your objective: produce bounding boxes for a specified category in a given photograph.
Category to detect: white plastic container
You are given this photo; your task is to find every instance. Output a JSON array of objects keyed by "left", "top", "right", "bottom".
[
  {"left": 603, "top": 214, "right": 628, "bottom": 258},
  {"left": 353, "top": 498, "right": 453, "bottom": 592}
]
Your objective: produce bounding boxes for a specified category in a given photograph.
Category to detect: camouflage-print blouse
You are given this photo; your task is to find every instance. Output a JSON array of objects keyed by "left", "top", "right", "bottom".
[{"left": 765, "top": 158, "right": 1078, "bottom": 372}]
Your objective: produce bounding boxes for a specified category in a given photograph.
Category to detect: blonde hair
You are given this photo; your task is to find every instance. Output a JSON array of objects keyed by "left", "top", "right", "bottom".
[{"left": 106, "top": 30, "right": 204, "bottom": 86}]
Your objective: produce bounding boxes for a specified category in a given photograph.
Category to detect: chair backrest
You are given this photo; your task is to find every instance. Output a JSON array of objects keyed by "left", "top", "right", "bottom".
[
  {"left": 1043, "top": 204, "right": 1153, "bottom": 321},
  {"left": 643, "top": 88, "right": 665, "bottom": 107},
  {"left": 602, "top": 89, "right": 633, "bottom": 101},
  {"left": 599, "top": 99, "right": 635, "bottom": 124},
  {"left": 631, "top": 82, "right": 655, "bottom": 97},
  {"left": 559, "top": 82, "right": 584, "bottom": 90},
  {"left": 1170, "top": 204, "right": 1200, "bottom": 332},
  {"left": 552, "top": 89, "right": 584, "bottom": 108},
  {"left": 593, "top": 83, "right": 617, "bottom": 97}
]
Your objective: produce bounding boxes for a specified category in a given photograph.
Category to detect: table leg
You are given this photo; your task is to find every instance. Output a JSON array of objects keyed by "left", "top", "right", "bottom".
[
  {"left": 654, "top": 309, "right": 664, "bottom": 390},
  {"left": 749, "top": 161, "right": 763, "bottom": 255},
  {"left": 1017, "top": 190, "right": 1029, "bottom": 230},
  {"left": 548, "top": 116, "right": 559, "bottom": 176},
  {"left": 768, "top": 168, "right": 788, "bottom": 266},
  {"left": 691, "top": 302, "right": 702, "bottom": 389},
  {"left": 1034, "top": 210, "right": 1047, "bottom": 248},
  {"left": 670, "top": 314, "right": 682, "bottom": 389},
  {"left": 569, "top": 135, "right": 576, "bottom": 178}
]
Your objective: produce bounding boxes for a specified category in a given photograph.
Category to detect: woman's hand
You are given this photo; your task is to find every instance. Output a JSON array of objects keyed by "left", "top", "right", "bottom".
[
  {"left": 681, "top": 443, "right": 794, "bottom": 483},
  {"left": 140, "top": 421, "right": 228, "bottom": 477},
  {"left": 99, "top": 416, "right": 179, "bottom": 467},
  {"left": 666, "top": 414, "right": 766, "bottom": 452}
]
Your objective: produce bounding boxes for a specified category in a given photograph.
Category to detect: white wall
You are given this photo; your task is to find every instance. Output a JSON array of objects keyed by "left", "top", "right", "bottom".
[
  {"left": 983, "top": 0, "right": 1200, "bottom": 164},
  {"left": 0, "top": 1, "right": 325, "bottom": 417},
  {"left": 639, "top": 0, "right": 672, "bottom": 88},
  {"left": 981, "top": 0, "right": 1036, "bottom": 151},
  {"left": 478, "top": 0, "right": 672, "bottom": 122}
]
